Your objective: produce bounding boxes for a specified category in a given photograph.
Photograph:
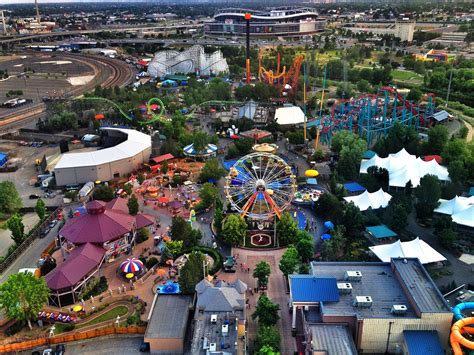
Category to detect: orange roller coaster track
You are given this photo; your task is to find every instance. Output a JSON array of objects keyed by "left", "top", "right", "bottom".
[{"left": 258, "top": 51, "right": 304, "bottom": 97}]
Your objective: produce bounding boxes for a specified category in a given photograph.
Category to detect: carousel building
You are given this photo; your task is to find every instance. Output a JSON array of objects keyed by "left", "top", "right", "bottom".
[{"left": 46, "top": 199, "right": 154, "bottom": 306}]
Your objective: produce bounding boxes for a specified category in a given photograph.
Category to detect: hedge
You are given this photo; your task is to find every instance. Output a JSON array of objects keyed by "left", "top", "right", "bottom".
[{"left": 180, "top": 246, "right": 223, "bottom": 275}]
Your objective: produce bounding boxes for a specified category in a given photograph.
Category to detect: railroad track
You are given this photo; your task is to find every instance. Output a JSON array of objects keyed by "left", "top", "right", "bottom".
[{"left": 0, "top": 54, "right": 137, "bottom": 133}]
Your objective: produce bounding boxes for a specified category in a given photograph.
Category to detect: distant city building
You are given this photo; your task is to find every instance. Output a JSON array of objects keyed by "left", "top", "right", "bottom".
[
  {"left": 147, "top": 45, "right": 229, "bottom": 78},
  {"left": 343, "top": 21, "right": 416, "bottom": 42},
  {"left": 289, "top": 258, "right": 453, "bottom": 353},
  {"left": 205, "top": 8, "right": 326, "bottom": 37}
]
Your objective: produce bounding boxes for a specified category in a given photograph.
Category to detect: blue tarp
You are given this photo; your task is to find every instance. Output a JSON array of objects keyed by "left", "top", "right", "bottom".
[
  {"left": 343, "top": 182, "right": 366, "bottom": 193},
  {"left": 403, "top": 331, "right": 444, "bottom": 355},
  {"left": 306, "top": 178, "right": 318, "bottom": 185},
  {"left": 289, "top": 275, "right": 339, "bottom": 303},
  {"left": 366, "top": 225, "right": 398, "bottom": 239},
  {"left": 0, "top": 152, "right": 7, "bottom": 167}
]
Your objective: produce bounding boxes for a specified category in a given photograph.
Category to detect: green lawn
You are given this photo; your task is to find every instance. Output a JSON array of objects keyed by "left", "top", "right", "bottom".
[
  {"left": 392, "top": 69, "right": 422, "bottom": 82},
  {"left": 77, "top": 305, "right": 129, "bottom": 328}
]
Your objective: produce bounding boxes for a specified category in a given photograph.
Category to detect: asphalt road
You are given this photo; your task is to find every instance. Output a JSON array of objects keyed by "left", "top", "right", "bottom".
[
  {"left": 0, "top": 221, "right": 61, "bottom": 284},
  {"left": 23, "top": 335, "right": 143, "bottom": 355}
]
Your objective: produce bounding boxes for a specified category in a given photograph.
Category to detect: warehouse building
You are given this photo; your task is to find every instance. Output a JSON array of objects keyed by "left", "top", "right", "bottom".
[
  {"left": 54, "top": 128, "right": 151, "bottom": 186},
  {"left": 289, "top": 258, "right": 452, "bottom": 353}
]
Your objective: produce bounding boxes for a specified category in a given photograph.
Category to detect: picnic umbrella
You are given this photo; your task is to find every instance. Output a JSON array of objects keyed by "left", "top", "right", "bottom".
[
  {"left": 324, "top": 221, "right": 335, "bottom": 230},
  {"left": 158, "top": 196, "right": 169, "bottom": 204},
  {"left": 156, "top": 268, "right": 167, "bottom": 276},
  {"left": 321, "top": 233, "right": 332, "bottom": 241},
  {"left": 120, "top": 258, "right": 144, "bottom": 273},
  {"left": 305, "top": 169, "right": 319, "bottom": 178}
]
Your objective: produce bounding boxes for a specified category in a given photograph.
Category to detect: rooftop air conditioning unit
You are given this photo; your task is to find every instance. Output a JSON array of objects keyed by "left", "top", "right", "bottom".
[
  {"left": 222, "top": 324, "right": 229, "bottom": 334},
  {"left": 202, "top": 337, "right": 209, "bottom": 350},
  {"left": 210, "top": 314, "right": 217, "bottom": 324},
  {"left": 345, "top": 271, "right": 362, "bottom": 281},
  {"left": 209, "top": 343, "right": 217, "bottom": 352},
  {"left": 337, "top": 283, "right": 353, "bottom": 294},
  {"left": 353, "top": 296, "right": 373, "bottom": 308},
  {"left": 391, "top": 305, "right": 408, "bottom": 315}
]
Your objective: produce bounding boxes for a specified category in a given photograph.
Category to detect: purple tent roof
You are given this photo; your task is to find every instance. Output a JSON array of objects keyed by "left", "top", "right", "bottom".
[
  {"left": 106, "top": 197, "right": 129, "bottom": 213},
  {"left": 168, "top": 200, "right": 184, "bottom": 209},
  {"left": 135, "top": 213, "right": 155, "bottom": 229},
  {"left": 60, "top": 200, "right": 135, "bottom": 244},
  {"left": 45, "top": 243, "right": 105, "bottom": 291}
]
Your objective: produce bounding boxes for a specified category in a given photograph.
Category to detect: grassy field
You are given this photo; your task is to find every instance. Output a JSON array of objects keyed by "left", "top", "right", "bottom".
[
  {"left": 78, "top": 305, "right": 129, "bottom": 328},
  {"left": 392, "top": 69, "right": 423, "bottom": 82}
]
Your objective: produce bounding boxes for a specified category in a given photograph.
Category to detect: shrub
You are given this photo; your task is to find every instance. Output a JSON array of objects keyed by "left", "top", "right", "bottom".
[
  {"left": 136, "top": 228, "right": 149, "bottom": 244},
  {"left": 146, "top": 257, "right": 159, "bottom": 269}
]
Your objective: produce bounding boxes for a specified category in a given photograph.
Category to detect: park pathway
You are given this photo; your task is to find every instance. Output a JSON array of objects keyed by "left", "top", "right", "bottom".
[{"left": 218, "top": 248, "right": 296, "bottom": 354}]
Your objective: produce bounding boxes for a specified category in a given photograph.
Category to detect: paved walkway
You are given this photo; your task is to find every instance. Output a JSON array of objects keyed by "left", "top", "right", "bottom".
[
  {"left": 0, "top": 212, "right": 39, "bottom": 258},
  {"left": 218, "top": 248, "right": 296, "bottom": 354}
]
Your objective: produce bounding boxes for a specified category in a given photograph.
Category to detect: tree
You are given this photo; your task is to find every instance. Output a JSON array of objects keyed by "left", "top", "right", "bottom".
[
  {"left": 439, "top": 228, "right": 457, "bottom": 249},
  {"left": 252, "top": 295, "right": 280, "bottom": 326},
  {"left": 314, "top": 193, "right": 343, "bottom": 222},
  {"left": 0, "top": 272, "right": 49, "bottom": 330},
  {"left": 407, "top": 87, "right": 422, "bottom": 101},
  {"left": 199, "top": 159, "right": 226, "bottom": 183},
  {"left": 321, "top": 225, "right": 346, "bottom": 261},
  {"left": 7, "top": 213, "right": 25, "bottom": 245},
  {"left": 170, "top": 217, "right": 202, "bottom": 248},
  {"left": 357, "top": 79, "right": 370, "bottom": 93},
  {"left": 331, "top": 131, "right": 366, "bottom": 180},
  {"left": 386, "top": 203, "right": 408, "bottom": 233},
  {"left": 192, "top": 131, "right": 210, "bottom": 153},
  {"left": 0, "top": 181, "right": 22, "bottom": 215},
  {"left": 165, "top": 240, "right": 184, "bottom": 258},
  {"left": 426, "top": 125, "right": 449, "bottom": 155},
  {"left": 276, "top": 212, "right": 299, "bottom": 246},
  {"left": 256, "top": 326, "right": 281, "bottom": 353},
  {"left": 448, "top": 160, "right": 468, "bottom": 185},
  {"left": 35, "top": 199, "right": 46, "bottom": 221},
  {"left": 161, "top": 160, "right": 169, "bottom": 174},
  {"left": 279, "top": 246, "right": 301, "bottom": 277},
  {"left": 253, "top": 261, "right": 271, "bottom": 288},
  {"left": 127, "top": 194, "right": 139, "bottom": 216},
  {"left": 414, "top": 175, "right": 441, "bottom": 221},
  {"left": 93, "top": 185, "right": 115, "bottom": 201},
  {"left": 222, "top": 214, "right": 247, "bottom": 246},
  {"left": 214, "top": 205, "right": 224, "bottom": 236},
  {"left": 123, "top": 183, "right": 133, "bottom": 196},
  {"left": 341, "top": 203, "right": 363, "bottom": 237},
  {"left": 178, "top": 251, "right": 205, "bottom": 294},
  {"left": 198, "top": 183, "right": 220, "bottom": 210},
  {"left": 433, "top": 215, "right": 454, "bottom": 235},
  {"left": 295, "top": 231, "right": 314, "bottom": 262}
]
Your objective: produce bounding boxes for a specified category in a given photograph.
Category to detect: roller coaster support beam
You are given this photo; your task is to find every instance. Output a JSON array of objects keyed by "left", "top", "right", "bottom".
[{"left": 245, "top": 13, "right": 252, "bottom": 84}]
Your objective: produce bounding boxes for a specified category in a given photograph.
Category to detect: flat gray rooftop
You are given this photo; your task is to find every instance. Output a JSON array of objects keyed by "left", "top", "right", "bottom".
[
  {"left": 190, "top": 310, "right": 244, "bottom": 355},
  {"left": 310, "top": 324, "right": 358, "bottom": 355},
  {"left": 311, "top": 262, "right": 417, "bottom": 319},
  {"left": 392, "top": 258, "right": 451, "bottom": 313},
  {"left": 145, "top": 294, "right": 194, "bottom": 339}
]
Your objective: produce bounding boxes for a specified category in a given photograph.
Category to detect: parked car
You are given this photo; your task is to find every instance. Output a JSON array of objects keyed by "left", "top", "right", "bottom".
[
  {"left": 55, "top": 344, "right": 65, "bottom": 355},
  {"left": 40, "top": 228, "right": 50, "bottom": 239},
  {"left": 139, "top": 342, "right": 150, "bottom": 352},
  {"left": 29, "top": 194, "right": 40, "bottom": 199},
  {"left": 48, "top": 220, "right": 57, "bottom": 228},
  {"left": 42, "top": 349, "right": 53, "bottom": 355}
]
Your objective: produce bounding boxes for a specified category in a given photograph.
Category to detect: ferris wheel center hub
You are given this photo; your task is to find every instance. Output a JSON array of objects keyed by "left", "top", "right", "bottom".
[{"left": 256, "top": 179, "right": 266, "bottom": 191}]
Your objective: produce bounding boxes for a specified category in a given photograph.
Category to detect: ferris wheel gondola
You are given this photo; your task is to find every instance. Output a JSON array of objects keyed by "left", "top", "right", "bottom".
[{"left": 224, "top": 152, "right": 297, "bottom": 220}]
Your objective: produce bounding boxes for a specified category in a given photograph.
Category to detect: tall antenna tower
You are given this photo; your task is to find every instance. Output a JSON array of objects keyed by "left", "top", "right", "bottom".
[
  {"left": 35, "top": 0, "right": 40, "bottom": 24},
  {"left": 0, "top": 10, "right": 6, "bottom": 34}
]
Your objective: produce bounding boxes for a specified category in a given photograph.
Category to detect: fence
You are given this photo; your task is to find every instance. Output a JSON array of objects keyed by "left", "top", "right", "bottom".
[
  {"left": 0, "top": 326, "right": 146, "bottom": 352},
  {"left": 0, "top": 207, "right": 62, "bottom": 275}
]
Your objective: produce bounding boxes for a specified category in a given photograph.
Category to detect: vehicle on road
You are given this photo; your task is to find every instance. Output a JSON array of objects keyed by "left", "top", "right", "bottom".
[
  {"left": 223, "top": 256, "right": 236, "bottom": 272},
  {"left": 48, "top": 220, "right": 58, "bottom": 228},
  {"left": 55, "top": 344, "right": 65, "bottom": 355},
  {"left": 40, "top": 228, "right": 50, "bottom": 239},
  {"left": 139, "top": 342, "right": 150, "bottom": 352},
  {"left": 29, "top": 194, "right": 40, "bottom": 199}
]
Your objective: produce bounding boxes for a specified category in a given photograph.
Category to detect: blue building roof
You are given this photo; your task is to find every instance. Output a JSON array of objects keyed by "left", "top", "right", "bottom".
[
  {"left": 403, "top": 331, "right": 444, "bottom": 355},
  {"left": 0, "top": 152, "right": 7, "bottom": 167},
  {"left": 431, "top": 110, "right": 449, "bottom": 122},
  {"left": 289, "top": 275, "right": 339, "bottom": 303},
  {"left": 343, "top": 182, "right": 366, "bottom": 193},
  {"left": 366, "top": 225, "right": 398, "bottom": 239}
]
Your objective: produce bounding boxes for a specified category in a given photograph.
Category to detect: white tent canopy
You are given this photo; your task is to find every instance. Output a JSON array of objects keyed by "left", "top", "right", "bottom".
[
  {"left": 369, "top": 237, "right": 447, "bottom": 264},
  {"left": 343, "top": 188, "right": 392, "bottom": 211},
  {"left": 360, "top": 148, "right": 450, "bottom": 188},
  {"left": 275, "top": 106, "right": 305, "bottom": 125},
  {"left": 434, "top": 196, "right": 474, "bottom": 228}
]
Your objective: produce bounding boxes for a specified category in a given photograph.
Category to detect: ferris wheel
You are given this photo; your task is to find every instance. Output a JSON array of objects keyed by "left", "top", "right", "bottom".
[{"left": 224, "top": 152, "right": 297, "bottom": 220}]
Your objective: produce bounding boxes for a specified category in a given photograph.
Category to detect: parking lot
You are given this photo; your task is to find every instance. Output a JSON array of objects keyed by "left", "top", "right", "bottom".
[{"left": 0, "top": 140, "right": 64, "bottom": 208}]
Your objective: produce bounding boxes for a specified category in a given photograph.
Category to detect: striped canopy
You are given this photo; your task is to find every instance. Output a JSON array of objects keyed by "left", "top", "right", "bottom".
[
  {"left": 120, "top": 258, "right": 144, "bottom": 273},
  {"left": 183, "top": 143, "right": 218, "bottom": 156}
]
